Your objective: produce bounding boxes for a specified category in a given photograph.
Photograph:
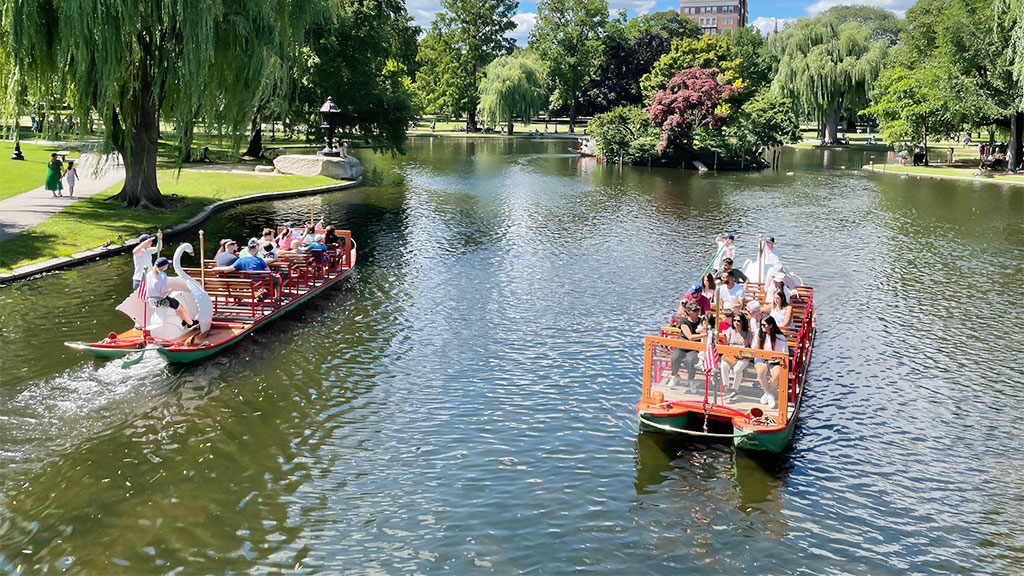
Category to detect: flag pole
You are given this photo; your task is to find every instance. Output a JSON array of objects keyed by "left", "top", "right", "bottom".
[{"left": 199, "top": 229, "right": 205, "bottom": 289}]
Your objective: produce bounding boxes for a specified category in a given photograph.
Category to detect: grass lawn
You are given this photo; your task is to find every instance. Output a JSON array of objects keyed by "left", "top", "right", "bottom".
[
  {"left": 0, "top": 170, "right": 337, "bottom": 272},
  {"left": 864, "top": 163, "right": 1024, "bottom": 184},
  {"left": 0, "top": 142, "right": 83, "bottom": 201}
]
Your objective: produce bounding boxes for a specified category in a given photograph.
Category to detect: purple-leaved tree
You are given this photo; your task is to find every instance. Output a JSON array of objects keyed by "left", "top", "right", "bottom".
[{"left": 646, "top": 67, "right": 741, "bottom": 152}]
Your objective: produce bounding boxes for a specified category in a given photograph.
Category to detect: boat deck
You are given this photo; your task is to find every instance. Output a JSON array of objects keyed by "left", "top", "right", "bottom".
[{"left": 651, "top": 374, "right": 794, "bottom": 416}]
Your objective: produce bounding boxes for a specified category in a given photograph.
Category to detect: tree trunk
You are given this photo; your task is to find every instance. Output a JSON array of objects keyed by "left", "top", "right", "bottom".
[
  {"left": 823, "top": 106, "right": 840, "bottom": 143},
  {"left": 112, "top": 94, "right": 164, "bottom": 209},
  {"left": 243, "top": 104, "right": 264, "bottom": 158},
  {"left": 506, "top": 118, "right": 514, "bottom": 135},
  {"left": 922, "top": 120, "right": 929, "bottom": 166},
  {"left": 568, "top": 93, "right": 577, "bottom": 134},
  {"left": 1009, "top": 111, "right": 1023, "bottom": 171},
  {"left": 466, "top": 109, "right": 478, "bottom": 132}
]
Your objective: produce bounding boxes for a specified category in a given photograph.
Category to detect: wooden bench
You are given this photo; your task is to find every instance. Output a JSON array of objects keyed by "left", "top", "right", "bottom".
[{"left": 196, "top": 276, "right": 269, "bottom": 318}]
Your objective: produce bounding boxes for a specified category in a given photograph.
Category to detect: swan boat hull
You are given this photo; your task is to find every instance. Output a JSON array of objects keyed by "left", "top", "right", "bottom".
[{"left": 66, "top": 235, "right": 357, "bottom": 364}]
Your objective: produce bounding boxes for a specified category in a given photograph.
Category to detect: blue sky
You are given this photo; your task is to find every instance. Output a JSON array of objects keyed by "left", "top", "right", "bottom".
[{"left": 405, "top": 0, "right": 910, "bottom": 43}]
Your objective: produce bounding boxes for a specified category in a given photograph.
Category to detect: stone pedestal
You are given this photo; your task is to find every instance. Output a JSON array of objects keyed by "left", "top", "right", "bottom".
[{"left": 273, "top": 154, "right": 363, "bottom": 180}]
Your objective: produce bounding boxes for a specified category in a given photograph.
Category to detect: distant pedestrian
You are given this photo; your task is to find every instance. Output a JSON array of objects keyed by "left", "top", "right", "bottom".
[
  {"left": 947, "top": 147, "right": 954, "bottom": 166},
  {"left": 45, "top": 153, "right": 64, "bottom": 197},
  {"left": 65, "top": 160, "right": 79, "bottom": 197},
  {"left": 430, "top": 120, "right": 436, "bottom": 132}
]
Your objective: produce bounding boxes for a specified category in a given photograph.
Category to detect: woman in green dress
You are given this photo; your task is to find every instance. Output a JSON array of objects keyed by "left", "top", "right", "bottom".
[{"left": 45, "top": 153, "right": 64, "bottom": 197}]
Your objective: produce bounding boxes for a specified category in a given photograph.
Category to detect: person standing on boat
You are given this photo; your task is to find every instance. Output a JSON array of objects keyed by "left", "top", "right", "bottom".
[
  {"left": 754, "top": 316, "right": 788, "bottom": 409},
  {"left": 131, "top": 232, "right": 162, "bottom": 291},
  {"left": 670, "top": 303, "right": 709, "bottom": 392},
  {"left": 720, "top": 311, "right": 752, "bottom": 401},
  {"left": 679, "top": 284, "right": 711, "bottom": 315},
  {"left": 763, "top": 235, "right": 780, "bottom": 270},
  {"left": 147, "top": 257, "right": 199, "bottom": 329},
  {"left": 713, "top": 233, "right": 735, "bottom": 272}
]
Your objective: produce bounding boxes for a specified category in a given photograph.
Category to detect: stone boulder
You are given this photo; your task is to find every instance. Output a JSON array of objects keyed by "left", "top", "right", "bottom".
[{"left": 273, "top": 154, "right": 363, "bottom": 180}]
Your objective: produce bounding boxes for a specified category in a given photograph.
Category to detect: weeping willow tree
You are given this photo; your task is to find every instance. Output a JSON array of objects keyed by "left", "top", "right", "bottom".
[
  {"left": 2, "top": 0, "right": 312, "bottom": 208},
  {"left": 770, "top": 16, "right": 887, "bottom": 143},
  {"left": 477, "top": 53, "right": 547, "bottom": 135}
]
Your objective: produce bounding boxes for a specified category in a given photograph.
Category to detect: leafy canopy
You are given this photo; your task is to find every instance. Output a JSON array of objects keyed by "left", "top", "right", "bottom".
[
  {"left": 477, "top": 52, "right": 547, "bottom": 133},
  {"left": 589, "top": 105, "right": 660, "bottom": 161},
  {"left": 647, "top": 67, "right": 741, "bottom": 152},
  {"left": 640, "top": 35, "right": 743, "bottom": 100}
]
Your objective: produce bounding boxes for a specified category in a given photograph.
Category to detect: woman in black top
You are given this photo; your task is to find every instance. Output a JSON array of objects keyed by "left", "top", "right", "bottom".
[{"left": 670, "top": 303, "right": 708, "bottom": 392}]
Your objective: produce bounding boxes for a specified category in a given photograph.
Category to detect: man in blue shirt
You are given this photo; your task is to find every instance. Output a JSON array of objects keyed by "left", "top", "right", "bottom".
[{"left": 213, "top": 254, "right": 277, "bottom": 300}]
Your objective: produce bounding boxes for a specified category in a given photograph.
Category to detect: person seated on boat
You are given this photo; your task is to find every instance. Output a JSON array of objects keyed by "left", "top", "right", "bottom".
[
  {"left": 669, "top": 302, "right": 709, "bottom": 392},
  {"left": 717, "top": 270, "right": 745, "bottom": 306},
  {"left": 300, "top": 224, "right": 318, "bottom": 244},
  {"left": 297, "top": 234, "right": 330, "bottom": 263},
  {"left": 720, "top": 310, "right": 753, "bottom": 402},
  {"left": 700, "top": 272, "right": 717, "bottom": 305},
  {"left": 260, "top": 228, "right": 278, "bottom": 248},
  {"left": 131, "top": 232, "right": 162, "bottom": 291},
  {"left": 721, "top": 257, "right": 748, "bottom": 285},
  {"left": 754, "top": 316, "right": 789, "bottom": 409},
  {"left": 258, "top": 242, "right": 277, "bottom": 261},
  {"left": 767, "top": 289, "right": 794, "bottom": 330},
  {"left": 717, "top": 300, "right": 744, "bottom": 334},
  {"left": 215, "top": 239, "right": 239, "bottom": 267},
  {"left": 242, "top": 238, "right": 262, "bottom": 257},
  {"left": 275, "top": 226, "right": 297, "bottom": 251},
  {"left": 323, "top": 225, "right": 341, "bottom": 246},
  {"left": 213, "top": 250, "right": 269, "bottom": 273},
  {"left": 147, "top": 257, "right": 199, "bottom": 329},
  {"left": 679, "top": 284, "right": 711, "bottom": 315},
  {"left": 745, "top": 300, "right": 764, "bottom": 346},
  {"left": 713, "top": 233, "right": 735, "bottom": 272},
  {"left": 765, "top": 268, "right": 798, "bottom": 304}
]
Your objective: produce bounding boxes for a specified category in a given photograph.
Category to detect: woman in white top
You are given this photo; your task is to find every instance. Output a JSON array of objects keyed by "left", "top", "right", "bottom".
[
  {"left": 754, "top": 316, "right": 789, "bottom": 409},
  {"left": 768, "top": 290, "right": 794, "bottom": 330},
  {"left": 720, "top": 312, "right": 752, "bottom": 402},
  {"left": 131, "top": 231, "right": 162, "bottom": 291}
]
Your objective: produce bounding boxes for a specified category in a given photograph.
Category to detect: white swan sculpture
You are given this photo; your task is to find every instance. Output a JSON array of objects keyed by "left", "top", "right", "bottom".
[{"left": 116, "top": 243, "right": 214, "bottom": 339}]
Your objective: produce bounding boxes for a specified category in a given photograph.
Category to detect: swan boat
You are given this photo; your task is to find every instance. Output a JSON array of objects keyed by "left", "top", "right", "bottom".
[
  {"left": 635, "top": 238, "right": 817, "bottom": 453},
  {"left": 65, "top": 229, "right": 356, "bottom": 363}
]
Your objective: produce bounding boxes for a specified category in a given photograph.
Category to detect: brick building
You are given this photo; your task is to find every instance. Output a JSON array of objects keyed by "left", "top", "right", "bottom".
[{"left": 680, "top": 0, "right": 748, "bottom": 35}]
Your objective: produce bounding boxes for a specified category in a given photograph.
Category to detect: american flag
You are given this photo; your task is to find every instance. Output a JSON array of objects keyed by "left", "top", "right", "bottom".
[
  {"left": 701, "top": 336, "right": 719, "bottom": 375},
  {"left": 136, "top": 270, "right": 148, "bottom": 300}
]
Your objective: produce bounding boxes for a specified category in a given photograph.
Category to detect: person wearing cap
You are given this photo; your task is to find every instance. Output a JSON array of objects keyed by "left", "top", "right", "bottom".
[
  {"left": 763, "top": 235, "right": 780, "bottom": 269},
  {"left": 146, "top": 257, "right": 198, "bottom": 329},
  {"left": 215, "top": 239, "right": 239, "bottom": 266},
  {"left": 213, "top": 251, "right": 269, "bottom": 273},
  {"left": 713, "top": 233, "right": 735, "bottom": 272},
  {"left": 243, "top": 238, "right": 262, "bottom": 257},
  {"left": 721, "top": 257, "right": 748, "bottom": 285},
  {"left": 131, "top": 231, "right": 162, "bottom": 291},
  {"left": 679, "top": 283, "right": 711, "bottom": 315}
]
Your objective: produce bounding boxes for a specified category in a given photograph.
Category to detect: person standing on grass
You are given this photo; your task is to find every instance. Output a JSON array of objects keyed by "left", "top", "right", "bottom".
[
  {"left": 65, "top": 160, "right": 79, "bottom": 197},
  {"left": 947, "top": 147, "right": 954, "bottom": 166},
  {"left": 45, "top": 153, "right": 64, "bottom": 197}
]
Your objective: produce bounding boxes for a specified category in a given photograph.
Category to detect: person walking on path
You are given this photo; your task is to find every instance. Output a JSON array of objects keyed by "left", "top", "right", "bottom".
[
  {"left": 65, "top": 160, "right": 79, "bottom": 197},
  {"left": 45, "top": 153, "right": 64, "bottom": 197}
]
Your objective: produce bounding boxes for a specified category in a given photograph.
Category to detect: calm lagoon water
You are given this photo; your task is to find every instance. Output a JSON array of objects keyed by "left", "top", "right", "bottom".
[{"left": 1, "top": 138, "right": 1022, "bottom": 574}]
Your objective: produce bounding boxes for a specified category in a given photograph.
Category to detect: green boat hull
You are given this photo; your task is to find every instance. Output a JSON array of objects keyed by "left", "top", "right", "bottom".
[
  {"left": 638, "top": 412, "right": 693, "bottom": 433},
  {"left": 733, "top": 419, "right": 797, "bottom": 454}
]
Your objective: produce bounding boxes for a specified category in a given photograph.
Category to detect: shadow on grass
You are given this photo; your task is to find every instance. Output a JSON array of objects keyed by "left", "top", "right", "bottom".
[{"left": 0, "top": 228, "right": 62, "bottom": 270}]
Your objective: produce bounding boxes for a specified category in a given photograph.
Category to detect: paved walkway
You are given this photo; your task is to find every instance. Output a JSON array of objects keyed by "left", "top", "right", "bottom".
[{"left": 0, "top": 153, "right": 125, "bottom": 242}]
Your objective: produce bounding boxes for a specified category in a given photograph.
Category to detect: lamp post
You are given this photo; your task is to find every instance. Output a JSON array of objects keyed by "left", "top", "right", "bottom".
[{"left": 318, "top": 97, "right": 341, "bottom": 157}]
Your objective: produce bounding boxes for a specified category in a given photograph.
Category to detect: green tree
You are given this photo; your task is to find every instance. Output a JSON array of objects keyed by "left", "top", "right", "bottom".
[
  {"left": 770, "top": 16, "right": 888, "bottom": 143},
  {"left": 3, "top": 0, "right": 310, "bottom": 208},
  {"left": 733, "top": 91, "right": 800, "bottom": 150},
  {"left": 640, "top": 35, "right": 742, "bottom": 99},
  {"left": 589, "top": 105, "right": 660, "bottom": 162},
  {"left": 820, "top": 5, "right": 903, "bottom": 45},
  {"left": 529, "top": 0, "right": 608, "bottom": 133},
  {"left": 864, "top": 64, "right": 958, "bottom": 164},
  {"left": 477, "top": 52, "right": 547, "bottom": 134},
  {"left": 723, "top": 26, "right": 772, "bottom": 95},
  {"left": 586, "top": 11, "right": 700, "bottom": 113},
  {"left": 293, "top": 0, "right": 420, "bottom": 154},
  {"left": 414, "top": 0, "right": 518, "bottom": 131}
]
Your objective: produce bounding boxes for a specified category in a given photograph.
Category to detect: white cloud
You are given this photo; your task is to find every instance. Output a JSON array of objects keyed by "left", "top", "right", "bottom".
[
  {"left": 406, "top": 0, "right": 443, "bottom": 30},
  {"left": 607, "top": 0, "right": 659, "bottom": 14},
  {"left": 511, "top": 12, "right": 538, "bottom": 44},
  {"left": 804, "top": 0, "right": 911, "bottom": 17},
  {"left": 750, "top": 16, "right": 793, "bottom": 35}
]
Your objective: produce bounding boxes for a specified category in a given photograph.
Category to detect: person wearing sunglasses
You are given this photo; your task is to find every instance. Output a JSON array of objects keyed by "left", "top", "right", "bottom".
[
  {"left": 720, "top": 312, "right": 752, "bottom": 401},
  {"left": 754, "top": 316, "right": 789, "bottom": 409},
  {"left": 669, "top": 303, "right": 709, "bottom": 392}
]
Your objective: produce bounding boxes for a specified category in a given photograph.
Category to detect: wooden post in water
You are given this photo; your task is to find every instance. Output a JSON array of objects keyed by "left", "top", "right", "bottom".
[{"left": 199, "top": 230, "right": 205, "bottom": 288}]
